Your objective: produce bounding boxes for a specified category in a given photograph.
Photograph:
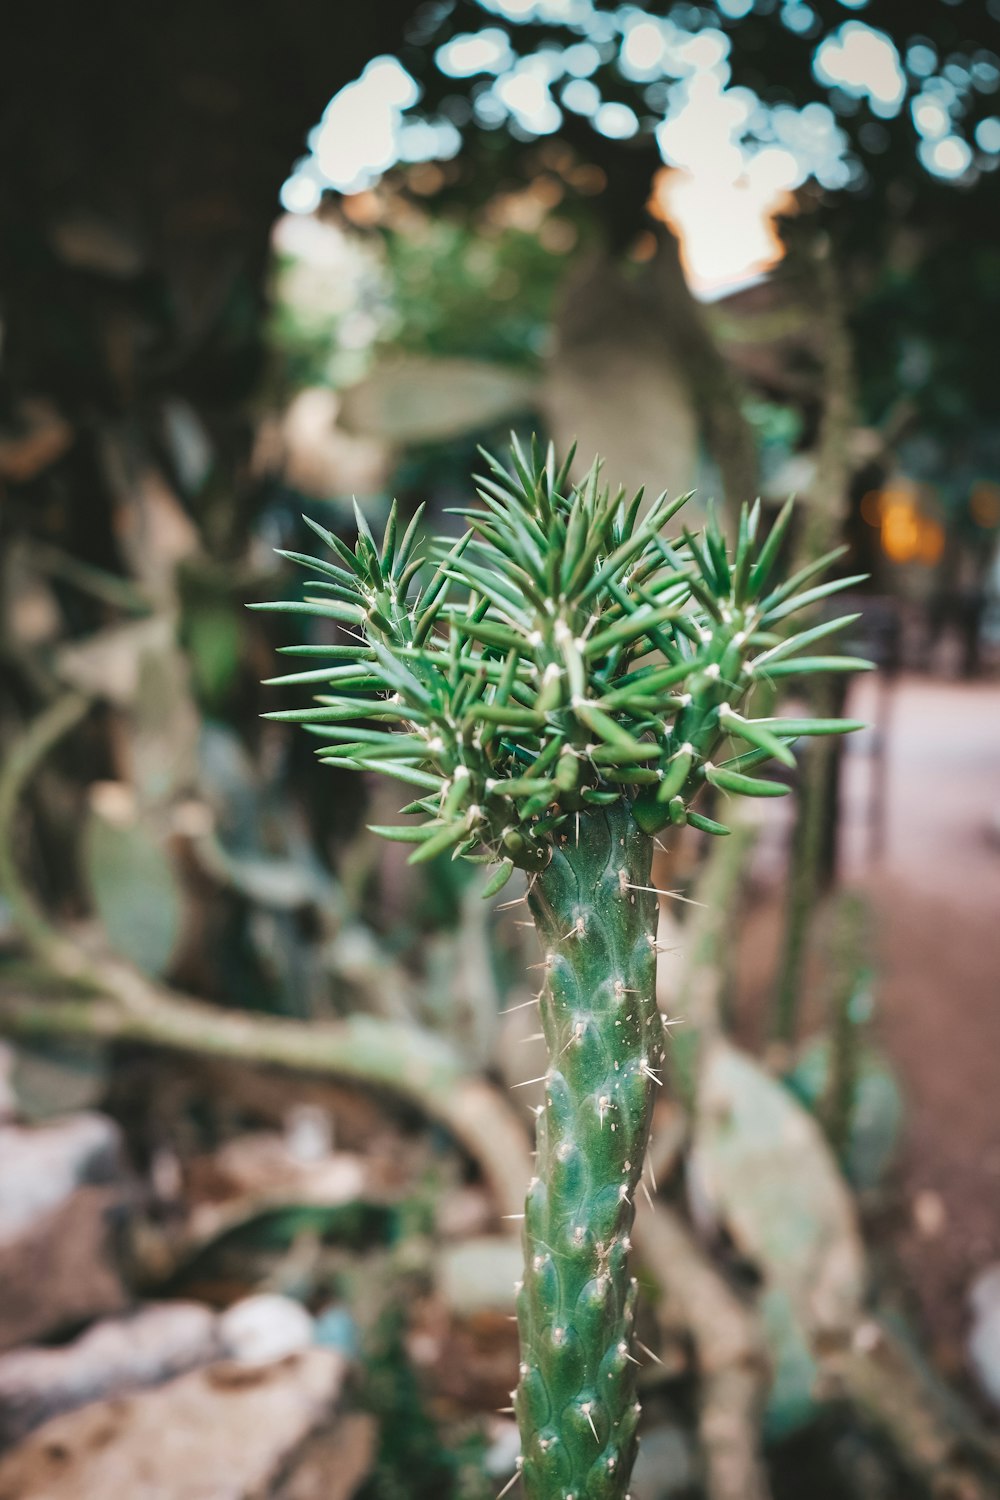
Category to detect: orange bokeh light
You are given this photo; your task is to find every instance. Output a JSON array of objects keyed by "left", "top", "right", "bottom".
[
  {"left": 970, "top": 482, "right": 1000, "bottom": 529},
  {"left": 876, "top": 491, "right": 945, "bottom": 566}
]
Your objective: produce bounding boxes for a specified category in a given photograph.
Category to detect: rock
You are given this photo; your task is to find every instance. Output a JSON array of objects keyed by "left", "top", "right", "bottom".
[
  {"left": 0, "top": 1350, "right": 347, "bottom": 1500},
  {"left": 273, "top": 1412, "right": 377, "bottom": 1500},
  {"left": 0, "top": 1187, "right": 129, "bottom": 1351},
  {"left": 629, "top": 1422, "right": 697, "bottom": 1500},
  {"left": 8, "top": 1039, "right": 110, "bottom": 1121},
  {"left": 0, "top": 1113, "right": 130, "bottom": 1351},
  {"left": 437, "top": 1238, "right": 524, "bottom": 1317},
  {"left": 0, "top": 1113, "right": 123, "bottom": 1243},
  {"left": 219, "top": 1296, "right": 315, "bottom": 1367},
  {"left": 482, "top": 1417, "right": 521, "bottom": 1479},
  {"left": 967, "top": 1263, "right": 1000, "bottom": 1409},
  {"left": 0, "top": 1303, "right": 219, "bottom": 1445}
]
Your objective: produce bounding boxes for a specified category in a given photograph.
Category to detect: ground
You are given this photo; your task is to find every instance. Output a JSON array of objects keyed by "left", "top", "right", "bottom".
[
  {"left": 734, "top": 672, "right": 1000, "bottom": 1375},
  {"left": 842, "top": 674, "right": 1000, "bottom": 1373}
]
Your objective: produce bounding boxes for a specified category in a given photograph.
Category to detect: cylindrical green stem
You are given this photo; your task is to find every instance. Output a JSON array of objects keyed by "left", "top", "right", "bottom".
[{"left": 516, "top": 803, "right": 660, "bottom": 1500}]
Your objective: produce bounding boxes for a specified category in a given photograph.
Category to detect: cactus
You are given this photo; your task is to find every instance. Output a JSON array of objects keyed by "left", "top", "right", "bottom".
[{"left": 254, "top": 439, "right": 868, "bottom": 1499}]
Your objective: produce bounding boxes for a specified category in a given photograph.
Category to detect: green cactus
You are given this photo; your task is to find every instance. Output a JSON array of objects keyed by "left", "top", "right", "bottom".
[{"left": 253, "top": 439, "right": 868, "bottom": 1499}]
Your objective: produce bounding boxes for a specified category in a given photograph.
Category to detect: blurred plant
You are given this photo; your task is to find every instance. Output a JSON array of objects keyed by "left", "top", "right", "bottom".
[{"left": 257, "top": 437, "right": 867, "bottom": 1499}]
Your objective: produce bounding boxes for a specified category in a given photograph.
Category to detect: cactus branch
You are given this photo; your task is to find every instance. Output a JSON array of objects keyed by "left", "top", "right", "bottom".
[{"left": 256, "top": 439, "right": 868, "bottom": 1499}]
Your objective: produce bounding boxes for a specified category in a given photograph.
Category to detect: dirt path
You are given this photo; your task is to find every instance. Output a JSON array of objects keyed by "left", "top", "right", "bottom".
[{"left": 841, "top": 674, "right": 1000, "bottom": 1367}]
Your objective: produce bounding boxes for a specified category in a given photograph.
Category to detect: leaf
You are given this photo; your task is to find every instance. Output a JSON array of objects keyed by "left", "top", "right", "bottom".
[
  {"left": 690, "top": 1040, "right": 865, "bottom": 1428},
  {"left": 704, "top": 763, "right": 790, "bottom": 798},
  {"left": 82, "top": 800, "right": 184, "bottom": 978},
  {"left": 686, "top": 809, "right": 730, "bottom": 836},
  {"left": 55, "top": 617, "right": 175, "bottom": 706},
  {"left": 186, "top": 600, "right": 241, "bottom": 707},
  {"left": 367, "top": 823, "right": 435, "bottom": 844},
  {"left": 752, "top": 655, "right": 874, "bottom": 681},
  {"left": 717, "top": 707, "right": 796, "bottom": 768},
  {"left": 785, "top": 1039, "right": 904, "bottom": 1193},
  {"left": 481, "top": 860, "right": 515, "bottom": 898},
  {"left": 408, "top": 820, "right": 471, "bottom": 864},
  {"left": 338, "top": 356, "right": 539, "bottom": 443}
]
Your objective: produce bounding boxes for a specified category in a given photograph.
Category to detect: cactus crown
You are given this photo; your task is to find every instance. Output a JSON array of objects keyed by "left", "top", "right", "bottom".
[{"left": 255, "top": 438, "right": 868, "bottom": 888}]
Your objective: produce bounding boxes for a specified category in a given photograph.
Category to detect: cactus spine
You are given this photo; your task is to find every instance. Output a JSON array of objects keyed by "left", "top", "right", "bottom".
[{"left": 254, "top": 438, "right": 869, "bottom": 1500}]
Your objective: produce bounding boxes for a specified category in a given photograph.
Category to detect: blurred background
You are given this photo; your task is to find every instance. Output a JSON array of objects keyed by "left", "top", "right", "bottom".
[{"left": 1, "top": 2, "right": 999, "bottom": 1496}]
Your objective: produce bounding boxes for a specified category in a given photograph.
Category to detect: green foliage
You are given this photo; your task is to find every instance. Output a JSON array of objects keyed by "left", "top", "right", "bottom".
[
  {"left": 254, "top": 439, "right": 869, "bottom": 870},
  {"left": 854, "top": 239, "right": 1000, "bottom": 504},
  {"left": 355, "top": 1305, "right": 463, "bottom": 1500},
  {"left": 380, "top": 222, "right": 565, "bottom": 369},
  {"left": 82, "top": 808, "right": 183, "bottom": 979}
]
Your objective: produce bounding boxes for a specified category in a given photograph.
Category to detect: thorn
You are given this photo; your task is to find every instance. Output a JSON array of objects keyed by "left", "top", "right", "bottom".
[
  {"left": 559, "top": 1019, "right": 587, "bottom": 1056},
  {"left": 501, "top": 1213, "right": 526, "bottom": 1220},
  {"left": 497, "top": 1406, "right": 515, "bottom": 1414},
  {"left": 519, "top": 1032, "right": 545, "bottom": 1043},
  {"left": 496, "top": 1463, "right": 523, "bottom": 1499},
  {"left": 582, "top": 1403, "right": 599, "bottom": 1444},
  {"left": 635, "top": 1338, "right": 663, "bottom": 1366},
  {"left": 640, "top": 1179, "right": 655, "bottom": 1211},
  {"left": 640, "top": 1060, "right": 664, "bottom": 1086},
  {"left": 501, "top": 994, "right": 540, "bottom": 1014},
  {"left": 511, "top": 1074, "right": 549, "bottom": 1088},
  {"left": 624, "top": 882, "right": 706, "bottom": 908},
  {"left": 497, "top": 893, "right": 529, "bottom": 910},
  {"left": 512, "top": 919, "right": 535, "bottom": 928},
  {"left": 646, "top": 1155, "right": 658, "bottom": 1194}
]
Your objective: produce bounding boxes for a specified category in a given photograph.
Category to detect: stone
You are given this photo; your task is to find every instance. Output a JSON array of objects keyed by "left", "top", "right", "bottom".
[
  {"left": 967, "top": 1263, "right": 1000, "bottom": 1409},
  {"left": 0, "top": 1350, "right": 347, "bottom": 1500},
  {"left": 629, "top": 1422, "right": 697, "bottom": 1500},
  {"left": 219, "top": 1295, "right": 315, "bottom": 1367},
  {"left": 0, "top": 1302, "right": 219, "bottom": 1445},
  {"left": 437, "top": 1237, "right": 524, "bottom": 1318},
  {"left": 0, "top": 1112, "right": 123, "bottom": 1243},
  {"left": 0, "top": 1186, "right": 129, "bottom": 1351},
  {"left": 273, "top": 1412, "right": 377, "bottom": 1500}
]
